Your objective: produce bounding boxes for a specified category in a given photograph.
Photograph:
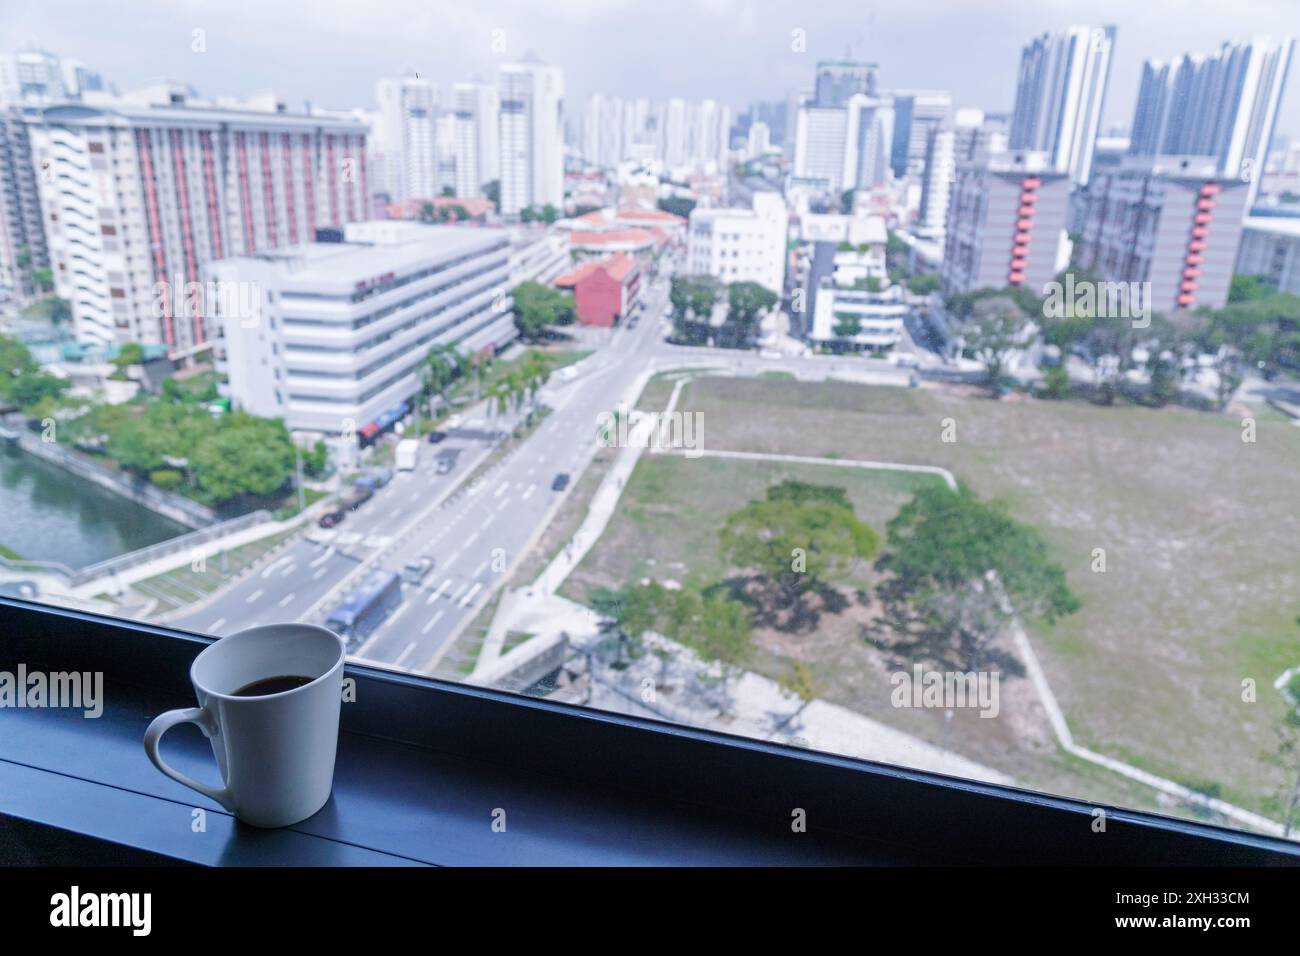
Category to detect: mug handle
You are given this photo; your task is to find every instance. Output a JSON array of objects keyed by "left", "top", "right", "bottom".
[{"left": 143, "top": 707, "right": 235, "bottom": 812}]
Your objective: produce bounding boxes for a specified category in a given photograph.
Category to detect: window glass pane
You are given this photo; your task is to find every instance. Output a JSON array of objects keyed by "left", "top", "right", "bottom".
[{"left": 1, "top": 4, "right": 1298, "bottom": 846}]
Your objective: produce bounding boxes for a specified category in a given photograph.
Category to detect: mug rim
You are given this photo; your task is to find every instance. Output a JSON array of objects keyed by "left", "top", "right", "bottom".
[{"left": 190, "top": 623, "right": 346, "bottom": 702}]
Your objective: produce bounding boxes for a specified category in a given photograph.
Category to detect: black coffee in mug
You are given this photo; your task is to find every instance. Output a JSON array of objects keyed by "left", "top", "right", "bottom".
[{"left": 232, "top": 675, "right": 315, "bottom": 697}]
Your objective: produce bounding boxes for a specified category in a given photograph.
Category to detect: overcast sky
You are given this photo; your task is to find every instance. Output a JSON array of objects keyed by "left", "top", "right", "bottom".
[{"left": 3, "top": 0, "right": 1296, "bottom": 137}]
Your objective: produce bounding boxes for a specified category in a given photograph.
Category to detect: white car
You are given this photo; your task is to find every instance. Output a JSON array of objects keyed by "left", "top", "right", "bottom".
[
  {"left": 759, "top": 349, "right": 783, "bottom": 360},
  {"left": 890, "top": 352, "right": 920, "bottom": 368}
]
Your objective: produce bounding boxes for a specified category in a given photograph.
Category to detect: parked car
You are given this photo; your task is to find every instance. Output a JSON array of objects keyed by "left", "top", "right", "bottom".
[
  {"left": 402, "top": 557, "right": 434, "bottom": 585},
  {"left": 427, "top": 430, "right": 447, "bottom": 444},
  {"left": 551, "top": 472, "right": 571, "bottom": 492},
  {"left": 354, "top": 475, "right": 379, "bottom": 493},
  {"left": 318, "top": 510, "right": 346, "bottom": 529},
  {"left": 367, "top": 466, "right": 394, "bottom": 487}
]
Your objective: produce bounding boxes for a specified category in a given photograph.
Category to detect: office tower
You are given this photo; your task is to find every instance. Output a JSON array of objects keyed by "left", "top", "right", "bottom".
[
  {"left": 374, "top": 74, "right": 438, "bottom": 201},
  {"left": 452, "top": 82, "right": 499, "bottom": 199},
  {"left": 1009, "top": 25, "right": 1116, "bottom": 185},
  {"left": 941, "top": 152, "right": 1070, "bottom": 297},
  {"left": 1127, "top": 36, "right": 1295, "bottom": 201},
  {"left": 26, "top": 93, "right": 367, "bottom": 353},
  {"left": 498, "top": 59, "right": 565, "bottom": 216},
  {"left": 890, "top": 91, "right": 952, "bottom": 179},
  {"left": 747, "top": 121, "right": 771, "bottom": 160},
  {"left": 213, "top": 221, "right": 511, "bottom": 433},
  {"left": 813, "top": 60, "right": 877, "bottom": 107},
  {"left": 793, "top": 94, "right": 893, "bottom": 194},
  {"left": 1076, "top": 157, "right": 1251, "bottom": 311}
]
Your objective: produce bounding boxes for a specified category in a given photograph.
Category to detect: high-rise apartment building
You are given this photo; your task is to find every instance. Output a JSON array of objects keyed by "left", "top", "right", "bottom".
[
  {"left": 0, "top": 104, "right": 50, "bottom": 316},
  {"left": 498, "top": 60, "right": 564, "bottom": 217},
  {"left": 1128, "top": 36, "right": 1295, "bottom": 203},
  {"left": 1009, "top": 25, "right": 1116, "bottom": 186},
  {"left": 1075, "top": 157, "right": 1251, "bottom": 311},
  {"left": 451, "top": 82, "right": 499, "bottom": 200},
  {"left": 27, "top": 91, "right": 367, "bottom": 354},
  {"left": 941, "top": 151, "right": 1070, "bottom": 297},
  {"left": 373, "top": 74, "right": 438, "bottom": 201}
]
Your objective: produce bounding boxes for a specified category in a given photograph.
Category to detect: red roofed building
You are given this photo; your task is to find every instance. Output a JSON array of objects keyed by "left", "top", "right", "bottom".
[
  {"left": 554, "top": 253, "right": 642, "bottom": 327},
  {"left": 386, "top": 196, "right": 495, "bottom": 223}
]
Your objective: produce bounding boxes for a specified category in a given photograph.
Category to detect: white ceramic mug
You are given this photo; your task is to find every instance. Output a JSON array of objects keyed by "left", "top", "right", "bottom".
[{"left": 144, "top": 624, "right": 346, "bottom": 828}]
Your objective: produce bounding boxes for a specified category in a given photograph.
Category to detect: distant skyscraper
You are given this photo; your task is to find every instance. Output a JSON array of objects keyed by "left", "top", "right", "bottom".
[
  {"left": 793, "top": 93, "right": 893, "bottom": 194},
  {"left": 498, "top": 59, "right": 564, "bottom": 216},
  {"left": 1128, "top": 36, "right": 1295, "bottom": 202},
  {"left": 374, "top": 74, "right": 438, "bottom": 200},
  {"left": 662, "top": 98, "right": 688, "bottom": 167},
  {"left": 1009, "top": 25, "right": 1116, "bottom": 186},
  {"left": 813, "top": 60, "right": 877, "bottom": 107},
  {"left": 890, "top": 91, "right": 952, "bottom": 179},
  {"left": 452, "top": 81, "right": 499, "bottom": 199}
]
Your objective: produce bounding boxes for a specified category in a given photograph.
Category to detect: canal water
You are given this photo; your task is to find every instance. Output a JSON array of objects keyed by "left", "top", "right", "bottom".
[{"left": 0, "top": 444, "right": 188, "bottom": 568}]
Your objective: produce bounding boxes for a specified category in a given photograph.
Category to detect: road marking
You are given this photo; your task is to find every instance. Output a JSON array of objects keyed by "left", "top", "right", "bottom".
[
  {"left": 313, "top": 566, "right": 329, "bottom": 580},
  {"left": 247, "top": 589, "right": 264, "bottom": 604},
  {"left": 481, "top": 514, "right": 495, "bottom": 530},
  {"left": 493, "top": 482, "right": 507, "bottom": 498},
  {"left": 395, "top": 641, "right": 418, "bottom": 665},
  {"left": 421, "top": 610, "right": 445, "bottom": 634},
  {"left": 209, "top": 617, "right": 226, "bottom": 632},
  {"left": 459, "top": 582, "right": 483, "bottom": 607},
  {"left": 445, "top": 549, "right": 461, "bottom": 566},
  {"left": 426, "top": 580, "right": 450, "bottom": 604},
  {"left": 463, "top": 531, "right": 479, "bottom": 547},
  {"left": 450, "top": 582, "right": 469, "bottom": 601},
  {"left": 521, "top": 483, "right": 536, "bottom": 501},
  {"left": 473, "top": 560, "right": 488, "bottom": 577},
  {"left": 277, "top": 592, "right": 296, "bottom": 608},
  {"left": 280, "top": 562, "right": 297, "bottom": 577},
  {"left": 261, "top": 557, "right": 289, "bottom": 580},
  {"left": 385, "top": 600, "right": 410, "bottom": 627},
  {"left": 496, "top": 497, "right": 510, "bottom": 512}
]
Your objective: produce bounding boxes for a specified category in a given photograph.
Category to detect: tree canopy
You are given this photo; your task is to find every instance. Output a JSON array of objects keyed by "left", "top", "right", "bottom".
[{"left": 511, "top": 281, "right": 575, "bottom": 341}]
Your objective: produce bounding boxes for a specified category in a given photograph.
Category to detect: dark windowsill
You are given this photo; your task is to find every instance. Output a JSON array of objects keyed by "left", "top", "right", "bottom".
[{"left": 2, "top": 597, "right": 1297, "bottom": 866}]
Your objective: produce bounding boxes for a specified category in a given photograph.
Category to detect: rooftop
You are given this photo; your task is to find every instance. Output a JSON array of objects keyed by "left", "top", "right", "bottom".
[{"left": 210, "top": 221, "right": 507, "bottom": 291}]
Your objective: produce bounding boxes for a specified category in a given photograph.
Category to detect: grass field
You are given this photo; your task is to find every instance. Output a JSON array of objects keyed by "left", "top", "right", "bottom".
[{"left": 562, "top": 374, "right": 1300, "bottom": 823}]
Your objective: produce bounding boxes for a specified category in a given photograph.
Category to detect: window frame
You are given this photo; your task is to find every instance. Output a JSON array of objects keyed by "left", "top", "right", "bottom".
[{"left": 2, "top": 595, "right": 1297, "bottom": 866}]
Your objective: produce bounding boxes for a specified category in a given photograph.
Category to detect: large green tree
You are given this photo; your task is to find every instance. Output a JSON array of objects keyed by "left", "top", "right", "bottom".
[
  {"left": 720, "top": 481, "right": 878, "bottom": 626},
  {"left": 510, "top": 281, "right": 575, "bottom": 342},
  {"left": 876, "top": 483, "right": 1079, "bottom": 670}
]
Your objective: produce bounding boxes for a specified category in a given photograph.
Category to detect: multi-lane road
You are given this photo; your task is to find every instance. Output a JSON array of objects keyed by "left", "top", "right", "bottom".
[{"left": 176, "top": 267, "right": 677, "bottom": 674}]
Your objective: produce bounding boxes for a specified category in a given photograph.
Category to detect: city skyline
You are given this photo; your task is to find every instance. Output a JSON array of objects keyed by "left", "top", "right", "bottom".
[{"left": 4, "top": 0, "right": 1298, "bottom": 140}]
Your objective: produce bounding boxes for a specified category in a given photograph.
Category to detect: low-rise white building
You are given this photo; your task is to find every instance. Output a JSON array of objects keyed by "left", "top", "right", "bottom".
[
  {"left": 211, "top": 221, "right": 511, "bottom": 434},
  {"left": 686, "top": 192, "right": 788, "bottom": 293},
  {"left": 809, "top": 283, "right": 907, "bottom": 352}
]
